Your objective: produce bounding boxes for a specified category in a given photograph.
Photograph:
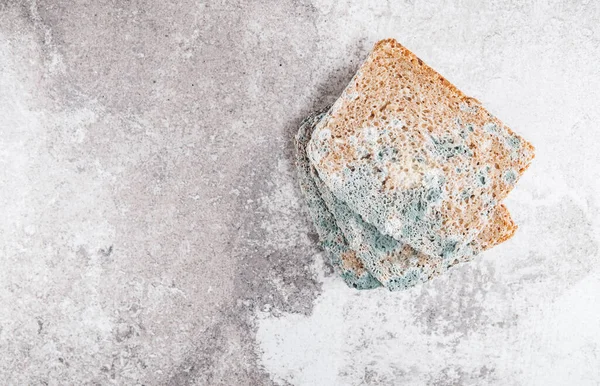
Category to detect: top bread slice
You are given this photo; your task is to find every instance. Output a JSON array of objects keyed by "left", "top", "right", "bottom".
[{"left": 307, "top": 39, "right": 534, "bottom": 259}]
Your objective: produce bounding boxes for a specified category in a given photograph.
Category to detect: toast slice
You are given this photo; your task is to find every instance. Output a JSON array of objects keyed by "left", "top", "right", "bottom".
[
  {"left": 302, "top": 110, "right": 517, "bottom": 290},
  {"left": 307, "top": 39, "right": 534, "bottom": 259},
  {"left": 312, "top": 152, "right": 516, "bottom": 290},
  {"left": 295, "top": 111, "right": 381, "bottom": 289}
]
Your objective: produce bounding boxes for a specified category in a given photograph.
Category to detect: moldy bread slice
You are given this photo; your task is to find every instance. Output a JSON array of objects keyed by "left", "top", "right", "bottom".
[
  {"left": 295, "top": 111, "right": 381, "bottom": 289},
  {"left": 307, "top": 39, "right": 534, "bottom": 259},
  {"left": 302, "top": 110, "right": 518, "bottom": 291}
]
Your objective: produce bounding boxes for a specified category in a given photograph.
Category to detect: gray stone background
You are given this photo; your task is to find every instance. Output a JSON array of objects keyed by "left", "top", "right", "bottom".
[{"left": 1, "top": 0, "right": 599, "bottom": 385}]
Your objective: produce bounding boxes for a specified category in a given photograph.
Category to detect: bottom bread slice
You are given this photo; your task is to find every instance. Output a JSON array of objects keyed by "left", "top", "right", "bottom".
[
  {"left": 295, "top": 110, "right": 381, "bottom": 289},
  {"left": 313, "top": 166, "right": 515, "bottom": 290}
]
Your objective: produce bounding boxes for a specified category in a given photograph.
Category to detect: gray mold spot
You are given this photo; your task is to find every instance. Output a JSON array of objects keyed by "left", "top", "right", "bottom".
[{"left": 504, "top": 169, "right": 518, "bottom": 184}]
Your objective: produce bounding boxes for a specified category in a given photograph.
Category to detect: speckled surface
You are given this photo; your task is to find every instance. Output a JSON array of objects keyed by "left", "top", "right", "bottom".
[{"left": 1, "top": 1, "right": 599, "bottom": 385}]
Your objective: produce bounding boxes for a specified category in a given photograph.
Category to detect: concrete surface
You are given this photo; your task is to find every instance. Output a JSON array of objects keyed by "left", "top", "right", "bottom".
[{"left": 1, "top": 0, "right": 599, "bottom": 385}]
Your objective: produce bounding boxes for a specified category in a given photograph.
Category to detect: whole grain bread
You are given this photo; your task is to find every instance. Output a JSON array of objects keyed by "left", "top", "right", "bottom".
[
  {"left": 307, "top": 39, "right": 534, "bottom": 259},
  {"left": 295, "top": 111, "right": 381, "bottom": 289},
  {"left": 311, "top": 147, "right": 517, "bottom": 290},
  {"left": 303, "top": 110, "right": 517, "bottom": 290}
]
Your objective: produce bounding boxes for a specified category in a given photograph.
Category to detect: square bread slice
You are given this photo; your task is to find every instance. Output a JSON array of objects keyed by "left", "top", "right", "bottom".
[
  {"left": 303, "top": 110, "right": 517, "bottom": 290},
  {"left": 295, "top": 110, "right": 381, "bottom": 289},
  {"left": 307, "top": 39, "right": 534, "bottom": 259},
  {"left": 313, "top": 166, "right": 516, "bottom": 290}
]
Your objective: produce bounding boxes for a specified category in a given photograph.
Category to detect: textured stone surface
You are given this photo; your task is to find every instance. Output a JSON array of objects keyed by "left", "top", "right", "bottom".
[{"left": 1, "top": 0, "right": 600, "bottom": 385}]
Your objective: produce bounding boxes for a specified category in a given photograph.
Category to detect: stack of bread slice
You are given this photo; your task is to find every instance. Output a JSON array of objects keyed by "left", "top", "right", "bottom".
[{"left": 295, "top": 39, "right": 534, "bottom": 290}]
